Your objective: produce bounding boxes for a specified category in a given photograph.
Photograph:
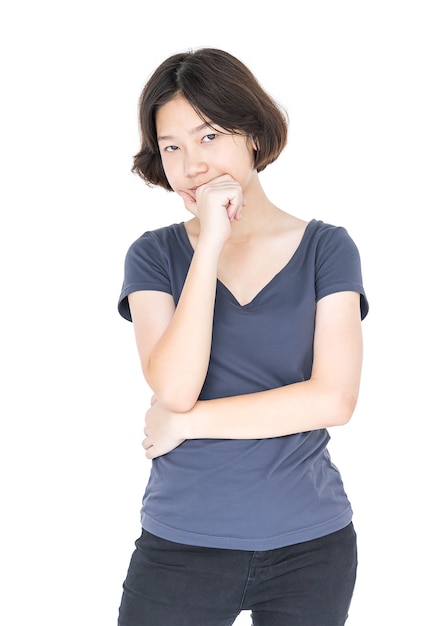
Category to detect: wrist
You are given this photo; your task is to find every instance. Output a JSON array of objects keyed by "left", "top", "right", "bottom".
[
  {"left": 182, "top": 401, "right": 203, "bottom": 440},
  {"left": 195, "top": 238, "right": 225, "bottom": 259}
]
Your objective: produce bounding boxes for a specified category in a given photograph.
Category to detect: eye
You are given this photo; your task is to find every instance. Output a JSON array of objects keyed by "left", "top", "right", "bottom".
[
  {"left": 164, "top": 145, "right": 178, "bottom": 153},
  {"left": 202, "top": 133, "right": 218, "bottom": 143}
]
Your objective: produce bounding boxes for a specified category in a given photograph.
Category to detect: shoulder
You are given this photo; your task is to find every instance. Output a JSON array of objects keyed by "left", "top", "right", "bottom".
[
  {"left": 304, "top": 219, "right": 362, "bottom": 258},
  {"left": 126, "top": 222, "right": 184, "bottom": 254},
  {"left": 119, "top": 224, "right": 185, "bottom": 321},
  {"left": 307, "top": 219, "right": 352, "bottom": 240},
  {"left": 304, "top": 220, "right": 368, "bottom": 318},
  {"left": 124, "top": 222, "right": 189, "bottom": 267}
]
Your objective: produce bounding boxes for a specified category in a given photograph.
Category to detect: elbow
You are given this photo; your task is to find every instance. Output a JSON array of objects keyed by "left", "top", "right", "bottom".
[
  {"left": 331, "top": 389, "right": 359, "bottom": 426},
  {"left": 153, "top": 387, "right": 198, "bottom": 414},
  {"left": 142, "top": 359, "right": 199, "bottom": 413},
  {"left": 161, "top": 396, "right": 197, "bottom": 414},
  {"left": 141, "top": 374, "right": 197, "bottom": 414}
]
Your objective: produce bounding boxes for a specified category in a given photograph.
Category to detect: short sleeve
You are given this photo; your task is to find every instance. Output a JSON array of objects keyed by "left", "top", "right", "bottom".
[
  {"left": 118, "top": 231, "right": 172, "bottom": 321},
  {"left": 315, "top": 226, "right": 369, "bottom": 320}
]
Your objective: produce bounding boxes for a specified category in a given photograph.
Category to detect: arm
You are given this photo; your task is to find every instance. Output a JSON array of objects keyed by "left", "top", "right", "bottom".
[
  {"left": 143, "top": 290, "right": 363, "bottom": 458},
  {"left": 128, "top": 239, "right": 221, "bottom": 412},
  {"left": 129, "top": 175, "right": 244, "bottom": 413}
]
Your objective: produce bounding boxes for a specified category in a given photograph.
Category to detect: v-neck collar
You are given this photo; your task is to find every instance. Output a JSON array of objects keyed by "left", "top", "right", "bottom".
[{"left": 177, "top": 219, "right": 316, "bottom": 309}]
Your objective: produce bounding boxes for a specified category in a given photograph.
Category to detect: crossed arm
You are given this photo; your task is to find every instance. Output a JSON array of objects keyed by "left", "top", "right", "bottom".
[{"left": 128, "top": 240, "right": 363, "bottom": 459}]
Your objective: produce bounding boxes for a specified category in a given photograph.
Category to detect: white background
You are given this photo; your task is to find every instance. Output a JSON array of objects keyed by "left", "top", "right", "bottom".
[{"left": 1, "top": 1, "right": 434, "bottom": 624}]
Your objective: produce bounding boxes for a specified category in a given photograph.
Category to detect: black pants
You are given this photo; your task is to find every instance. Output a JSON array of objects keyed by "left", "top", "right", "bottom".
[{"left": 118, "top": 523, "right": 357, "bottom": 626}]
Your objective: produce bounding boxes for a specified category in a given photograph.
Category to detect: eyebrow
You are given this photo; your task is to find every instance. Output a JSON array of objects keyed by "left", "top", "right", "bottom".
[{"left": 157, "top": 122, "right": 214, "bottom": 142}]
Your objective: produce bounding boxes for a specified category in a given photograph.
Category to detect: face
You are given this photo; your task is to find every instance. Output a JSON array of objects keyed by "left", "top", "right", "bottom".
[{"left": 155, "top": 96, "right": 257, "bottom": 204}]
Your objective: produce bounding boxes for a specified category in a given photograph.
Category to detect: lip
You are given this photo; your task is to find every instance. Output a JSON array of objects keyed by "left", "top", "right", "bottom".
[
  {"left": 185, "top": 185, "right": 202, "bottom": 200},
  {"left": 185, "top": 181, "right": 209, "bottom": 198}
]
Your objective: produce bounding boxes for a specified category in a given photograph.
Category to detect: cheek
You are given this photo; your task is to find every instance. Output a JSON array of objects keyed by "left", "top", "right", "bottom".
[
  {"left": 235, "top": 151, "right": 256, "bottom": 182},
  {"left": 160, "top": 157, "right": 177, "bottom": 189},
  {"left": 234, "top": 142, "right": 256, "bottom": 172}
]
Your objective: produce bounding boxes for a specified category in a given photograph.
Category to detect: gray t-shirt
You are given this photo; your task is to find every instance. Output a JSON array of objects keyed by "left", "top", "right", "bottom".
[{"left": 118, "top": 219, "right": 368, "bottom": 550}]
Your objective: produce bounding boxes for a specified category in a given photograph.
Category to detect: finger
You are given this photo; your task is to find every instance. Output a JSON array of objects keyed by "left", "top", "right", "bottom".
[
  {"left": 227, "top": 200, "right": 243, "bottom": 222},
  {"left": 145, "top": 448, "right": 155, "bottom": 460},
  {"left": 236, "top": 201, "right": 246, "bottom": 220},
  {"left": 145, "top": 445, "right": 160, "bottom": 460},
  {"left": 142, "top": 437, "right": 153, "bottom": 451}
]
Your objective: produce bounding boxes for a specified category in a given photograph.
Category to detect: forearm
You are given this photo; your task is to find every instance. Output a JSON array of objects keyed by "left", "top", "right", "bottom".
[
  {"left": 184, "top": 378, "right": 359, "bottom": 440},
  {"left": 143, "top": 292, "right": 364, "bottom": 459},
  {"left": 147, "top": 240, "right": 221, "bottom": 411}
]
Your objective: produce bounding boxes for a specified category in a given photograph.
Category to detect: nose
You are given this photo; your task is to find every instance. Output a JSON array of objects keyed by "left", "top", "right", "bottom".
[{"left": 183, "top": 147, "right": 208, "bottom": 178}]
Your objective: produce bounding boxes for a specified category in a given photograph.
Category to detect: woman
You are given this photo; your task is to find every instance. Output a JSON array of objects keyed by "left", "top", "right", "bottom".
[{"left": 117, "top": 47, "right": 368, "bottom": 626}]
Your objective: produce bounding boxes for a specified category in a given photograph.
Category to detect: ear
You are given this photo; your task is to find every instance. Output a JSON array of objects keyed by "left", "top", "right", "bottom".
[{"left": 252, "top": 137, "right": 260, "bottom": 151}]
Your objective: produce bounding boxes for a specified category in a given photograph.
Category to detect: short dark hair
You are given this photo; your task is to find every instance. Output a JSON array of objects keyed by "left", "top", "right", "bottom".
[{"left": 132, "top": 48, "right": 289, "bottom": 190}]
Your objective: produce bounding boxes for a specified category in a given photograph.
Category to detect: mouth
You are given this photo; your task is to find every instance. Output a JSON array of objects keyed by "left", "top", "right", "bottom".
[
  {"left": 183, "top": 185, "right": 201, "bottom": 201},
  {"left": 184, "top": 181, "right": 209, "bottom": 200}
]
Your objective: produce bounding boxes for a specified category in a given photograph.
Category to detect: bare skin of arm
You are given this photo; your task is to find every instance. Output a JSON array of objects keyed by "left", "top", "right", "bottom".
[
  {"left": 129, "top": 175, "right": 244, "bottom": 413},
  {"left": 143, "top": 289, "right": 363, "bottom": 459}
]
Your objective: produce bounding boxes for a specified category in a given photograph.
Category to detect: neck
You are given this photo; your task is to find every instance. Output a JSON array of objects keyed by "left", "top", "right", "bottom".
[{"left": 228, "top": 174, "right": 281, "bottom": 242}]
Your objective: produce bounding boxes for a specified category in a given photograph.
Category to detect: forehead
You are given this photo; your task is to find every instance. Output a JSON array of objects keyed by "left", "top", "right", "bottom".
[{"left": 156, "top": 96, "right": 210, "bottom": 139}]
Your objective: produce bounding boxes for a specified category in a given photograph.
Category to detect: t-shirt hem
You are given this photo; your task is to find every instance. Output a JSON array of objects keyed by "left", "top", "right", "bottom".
[
  {"left": 141, "top": 507, "right": 353, "bottom": 551},
  {"left": 317, "top": 282, "right": 368, "bottom": 319},
  {"left": 118, "top": 282, "right": 173, "bottom": 321}
]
